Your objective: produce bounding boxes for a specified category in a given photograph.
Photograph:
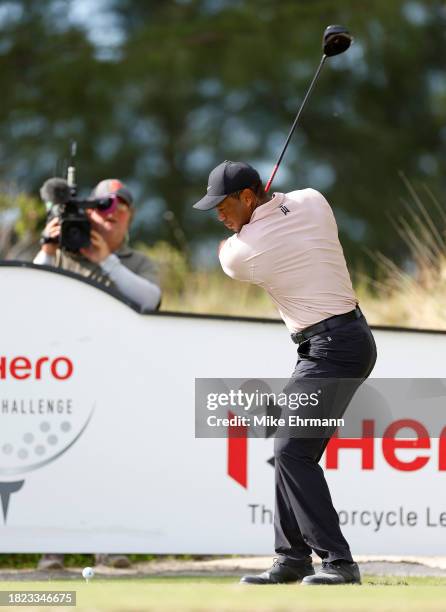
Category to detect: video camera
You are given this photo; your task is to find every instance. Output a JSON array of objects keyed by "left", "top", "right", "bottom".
[{"left": 40, "top": 142, "right": 118, "bottom": 253}]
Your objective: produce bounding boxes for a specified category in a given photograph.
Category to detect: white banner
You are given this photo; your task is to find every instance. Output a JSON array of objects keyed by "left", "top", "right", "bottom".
[{"left": 0, "top": 263, "right": 444, "bottom": 554}]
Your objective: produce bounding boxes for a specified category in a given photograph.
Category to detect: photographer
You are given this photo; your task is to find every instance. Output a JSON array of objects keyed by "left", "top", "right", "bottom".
[
  {"left": 34, "top": 179, "right": 161, "bottom": 571},
  {"left": 34, "top": 179, "right": 161, "bottom": 312}
]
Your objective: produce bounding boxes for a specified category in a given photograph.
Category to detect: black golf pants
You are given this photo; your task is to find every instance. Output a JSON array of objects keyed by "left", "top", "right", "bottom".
[{"left": 274, "top": 315, "right": 377, "bottom": 565}]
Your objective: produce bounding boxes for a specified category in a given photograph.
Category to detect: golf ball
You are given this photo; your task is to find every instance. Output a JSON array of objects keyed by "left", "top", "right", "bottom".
[{"left": 82, "top": 567, "right": 94, "bottom": 580}]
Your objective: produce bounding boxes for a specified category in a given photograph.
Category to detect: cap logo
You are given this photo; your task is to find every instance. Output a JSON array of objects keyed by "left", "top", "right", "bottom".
[{"left": 109, "top": 179, "right": 124, "bottom": 191}]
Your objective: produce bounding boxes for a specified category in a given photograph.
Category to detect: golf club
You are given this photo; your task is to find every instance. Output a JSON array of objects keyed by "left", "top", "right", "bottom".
[{"left": 264, "top": 25, "right": 352, "bottom": 193}]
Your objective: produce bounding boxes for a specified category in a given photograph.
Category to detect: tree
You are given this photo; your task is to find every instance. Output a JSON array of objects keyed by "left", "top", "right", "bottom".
[{"left": 0, "top": 0, "right": 445, "bottom": 271}]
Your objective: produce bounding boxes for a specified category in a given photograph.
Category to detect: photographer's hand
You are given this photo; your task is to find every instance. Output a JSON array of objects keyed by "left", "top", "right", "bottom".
[
  {"left": 80, "top": 229, "right": 111, "bottom": 263},
  {"left": 40, "top": 217, "right": 61, "bottom": 255}
]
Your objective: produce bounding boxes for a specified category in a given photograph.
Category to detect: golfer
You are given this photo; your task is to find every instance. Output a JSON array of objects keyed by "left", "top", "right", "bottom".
[{"left": 194, "top": 160, "right": 377, "bottom": 585}]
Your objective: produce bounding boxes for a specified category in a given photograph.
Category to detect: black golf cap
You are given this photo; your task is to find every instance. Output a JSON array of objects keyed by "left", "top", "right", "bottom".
[{"left": 193, "top": 160, "right": 260, "bottom": 211}]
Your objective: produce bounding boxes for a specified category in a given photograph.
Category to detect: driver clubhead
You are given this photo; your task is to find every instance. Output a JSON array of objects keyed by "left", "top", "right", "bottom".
[{"left": 323, "top": 25, "right": 352, "bottom": 57}]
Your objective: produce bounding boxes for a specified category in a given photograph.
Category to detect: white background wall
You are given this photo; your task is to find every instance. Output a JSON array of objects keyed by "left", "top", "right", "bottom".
[{"left": 0, "top": 265, "right": 444, "bottom": 554}]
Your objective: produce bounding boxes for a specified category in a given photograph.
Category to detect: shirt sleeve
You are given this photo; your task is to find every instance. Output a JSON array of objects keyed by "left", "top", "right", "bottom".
[
  {"left": 100, "top": 254, "right": 162, "bottom": 312},
  {"left": 33, "top": 250, "right": 56, "bottom": 266},
  {"left": 219, "top": 235, "right": 255, "bottom": 283},
  {"left": 131, "top": 254, "right": 160, "bottom": 286}
]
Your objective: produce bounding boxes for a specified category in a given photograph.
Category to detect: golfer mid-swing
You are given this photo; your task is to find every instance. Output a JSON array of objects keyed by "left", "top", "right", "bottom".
[{"left": 194, "top": 161, "right": 377, "bottom": 585}]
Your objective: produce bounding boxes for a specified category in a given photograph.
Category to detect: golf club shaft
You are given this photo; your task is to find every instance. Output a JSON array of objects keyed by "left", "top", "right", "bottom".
[{"left": 265, "top": 54, "right": 327, "bottom": 193}]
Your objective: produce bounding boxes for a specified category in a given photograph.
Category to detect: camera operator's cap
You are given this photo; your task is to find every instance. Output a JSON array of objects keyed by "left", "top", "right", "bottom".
[
  {"left": 193, "top": 160, "right": 260, "bottom": 210},
  {"left": 91, "top": 179, "right": 134, "bottom": 206}
]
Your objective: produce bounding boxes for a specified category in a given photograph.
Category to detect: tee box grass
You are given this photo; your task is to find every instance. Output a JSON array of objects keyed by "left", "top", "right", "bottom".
[{"left": 1, "top": 576, "right": 446, "bottom": 611}]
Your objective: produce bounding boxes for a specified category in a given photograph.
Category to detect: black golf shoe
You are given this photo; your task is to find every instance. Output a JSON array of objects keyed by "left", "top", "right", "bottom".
[
  {"left": 302, "top": 560, "right": 361, "bottom": 585},
  {"left": 240, "top": 558, "right": 314, "bottom": 585}
]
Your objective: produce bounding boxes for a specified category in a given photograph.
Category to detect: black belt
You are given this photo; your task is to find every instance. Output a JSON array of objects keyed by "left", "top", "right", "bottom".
[{"left": 291, "top": 306, "right": 363, "bottom": 345}]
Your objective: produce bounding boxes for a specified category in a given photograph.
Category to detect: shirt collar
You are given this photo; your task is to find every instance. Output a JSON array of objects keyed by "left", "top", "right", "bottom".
[{"left": 249, "top": 192, "right": 284, "bottom": 223}]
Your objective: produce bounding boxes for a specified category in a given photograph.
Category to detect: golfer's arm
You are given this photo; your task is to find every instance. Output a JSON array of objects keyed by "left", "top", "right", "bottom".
[
  {"left": 218, "top": 237, "right": 255, "bottom": 283},
  {"left": 33, "top": 251, "right": 56, "bottom": 266},
  {"left": 100, "top": 254, "right": 161, "bottom": 311}
]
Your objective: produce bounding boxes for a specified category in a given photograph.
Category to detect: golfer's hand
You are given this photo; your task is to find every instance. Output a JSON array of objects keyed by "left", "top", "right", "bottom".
[
  {"left": 80, "top": 230, "right": 111, "bottom": 263},
  {"left": 41, "top": 217, "right": 61, "bottom": 255}
]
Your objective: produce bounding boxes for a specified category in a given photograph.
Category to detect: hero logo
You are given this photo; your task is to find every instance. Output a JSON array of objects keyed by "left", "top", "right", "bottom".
[
  {"left": 227, "top": 417, "right": 446, "bottom": 488},
  {"left": 0, "top": 356, "right": 73, "bottom": 380},
  {"left": 0, "top": 355, "right": 94, "bottom": 523}
]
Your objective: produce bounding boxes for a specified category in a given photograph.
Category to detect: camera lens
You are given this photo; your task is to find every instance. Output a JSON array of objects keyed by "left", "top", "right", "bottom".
[{"left": 67, "top": 227, "right": 81, "bottom": 241}]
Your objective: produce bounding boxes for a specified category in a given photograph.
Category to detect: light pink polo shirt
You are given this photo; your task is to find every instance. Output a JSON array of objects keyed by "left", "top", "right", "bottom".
[{"left": 219, "top": 189, "right": 357, "bottom": 333}]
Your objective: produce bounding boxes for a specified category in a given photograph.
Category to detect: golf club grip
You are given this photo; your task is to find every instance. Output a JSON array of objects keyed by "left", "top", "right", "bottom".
[{"left": 265, "top": 166, "right": 278, "bottom": 193}]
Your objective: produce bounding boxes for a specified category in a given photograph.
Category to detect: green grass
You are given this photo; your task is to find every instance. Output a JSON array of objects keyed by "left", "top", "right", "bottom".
[
  {"left": 1, "top": 577, "right": 446, "bottom": 611},
  {"left": 0, "top": 554, "right": 206, "bottom": 569}
]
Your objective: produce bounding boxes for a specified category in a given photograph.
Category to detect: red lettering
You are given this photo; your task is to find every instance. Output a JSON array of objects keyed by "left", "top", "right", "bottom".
[
  {"left": 227, "top": 410, "right": 248, "bottom": 488},
  {"left": 10, "top": 356, "right": 31, "bottom": 379},
  {"left": 35, "top": 356, "right": 49, "bottom": 379},
  {"left": 325, "top": 420, "right": 375, "bottom": 470},
  {"left": 382, "top": 419, "right": 430, "bottom": 471},
  {"left": 51, "top": 357, "right": 73, "bottom": 380},
  {"left": 439, "top": 426, "right": 446, "bottom": 471},
  {"left": 0, "top": 356, "right": 74, "bottom": 380}
]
